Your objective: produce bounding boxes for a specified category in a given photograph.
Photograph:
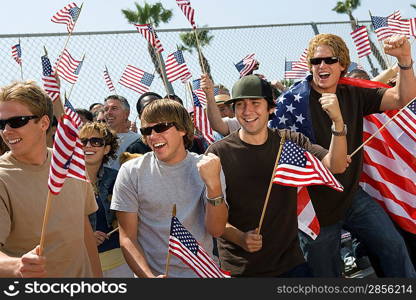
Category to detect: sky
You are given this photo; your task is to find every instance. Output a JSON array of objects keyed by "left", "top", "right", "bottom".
[{"left": 0, "top": 0, "right": 415, "bottom": 34}]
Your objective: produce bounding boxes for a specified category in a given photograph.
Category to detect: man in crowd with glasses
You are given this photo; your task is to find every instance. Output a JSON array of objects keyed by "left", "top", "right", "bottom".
[
  {"left": 110, "top": 99, "right": 228, "bottom": 278},
  {"left": 272, "top": 33, "right": 416, "bottom": 277},
  {"left": 0, "top": 81, "right": 101, "bottom": 277}
]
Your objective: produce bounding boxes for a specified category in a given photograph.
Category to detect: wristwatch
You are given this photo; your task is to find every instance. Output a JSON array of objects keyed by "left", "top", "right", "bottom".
[
  {"left": 206, "top": 195, "right": 225, "bottom": 206},
  {"left": 331, "top": 124, "right": 347, "bottom": 136},
  {"left": 397, "top": 59, "right": 413, "bottom": 70}
]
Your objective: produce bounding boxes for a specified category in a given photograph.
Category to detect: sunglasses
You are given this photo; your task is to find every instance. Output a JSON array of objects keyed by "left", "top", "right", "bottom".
[
  {"left": 309, "top": 56, "right": 339, "bottom": 65},
  {"left": 0, "top": 115, "right": 39, "bottom": 130},
  {"left": 80, "top": 137, "right": 105, "bottom": 147},
  {"left": 140, "top": 122, "right": 176, "bottom": 136}
]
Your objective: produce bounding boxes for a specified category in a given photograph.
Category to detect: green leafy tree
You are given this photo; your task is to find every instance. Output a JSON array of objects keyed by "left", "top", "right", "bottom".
[
  {"left": 122, "top": 1, "right": 174, "bottom": 94},
  {"left": 179, "top": 27, "right": 214, "bottom": 80},
  {"left": 333, "top": 0, "right": 387, "bottom": 76}
]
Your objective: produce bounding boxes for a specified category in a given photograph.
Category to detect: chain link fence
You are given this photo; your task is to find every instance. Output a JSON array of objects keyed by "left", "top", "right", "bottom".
[{"left": 0, "top": 20, "right": 411, "bottom": 121}]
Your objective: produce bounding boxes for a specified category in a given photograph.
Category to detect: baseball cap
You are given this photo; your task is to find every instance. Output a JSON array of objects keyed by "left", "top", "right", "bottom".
[
  {"left": 225, "top": 75, "right": 274, "bottom": 106},
  {"left": 215, "top": 94, "right": 231, "bottom": 105}
]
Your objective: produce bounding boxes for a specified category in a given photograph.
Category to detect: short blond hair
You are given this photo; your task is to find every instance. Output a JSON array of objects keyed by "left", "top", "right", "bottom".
[
  {"left": 307, "top": 34, "right": 351, "bottom": 77},
  {"left": 0, "top": 81, "right": 53, "bottom": 132},
  {"left": 141, "top": 99, "right": 194, "bottom": 149}
]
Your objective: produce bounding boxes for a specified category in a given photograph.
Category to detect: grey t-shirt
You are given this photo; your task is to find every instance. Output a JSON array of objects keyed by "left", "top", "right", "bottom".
[
  {"left": 110, "top": 151, "right": 226, "bottom": 278},
  {"left": 106, "top": 131, "right": 140, "bottom": 170},
  {"left": 223, "top": 117, "right": 241, "bottom": 133}
]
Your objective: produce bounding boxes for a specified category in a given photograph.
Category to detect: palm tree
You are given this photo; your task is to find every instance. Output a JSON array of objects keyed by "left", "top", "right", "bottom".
[
  {"left": 122, "top": 1, "right": 174, "bottom": 94},
  {"left": 179, "top": 27, "right": 214, "bottom": 80},
  {"left": 333, "top": 0, "right": 387, "bottom": 76}
]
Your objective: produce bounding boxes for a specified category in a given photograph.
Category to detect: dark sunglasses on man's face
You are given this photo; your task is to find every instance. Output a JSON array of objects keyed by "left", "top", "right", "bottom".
[
  {"left": 140, "top": 122, "right": 176, "bottom": 136},
  {"left": 309, "top": 56, "right": 339, "bottom": 65},
  {"left": 0, "top": 115, "right": 39, "bottom": 130},
  {"left": 80, "top": 137, "right": 105, "bottom": 147}
]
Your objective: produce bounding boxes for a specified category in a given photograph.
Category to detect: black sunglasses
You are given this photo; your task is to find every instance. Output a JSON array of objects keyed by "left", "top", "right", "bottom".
[
  {"left": 140, "top": 122, "right": 176, "bottom": 136},
  {"left": 309, "top": 56, "right": 339, "bottom": 65},
  {"left": 80, "top": 137, "right": 105, "bottom": 147},
  {"left": 0, "top": 115, "right": 39, "bottom": 130}
]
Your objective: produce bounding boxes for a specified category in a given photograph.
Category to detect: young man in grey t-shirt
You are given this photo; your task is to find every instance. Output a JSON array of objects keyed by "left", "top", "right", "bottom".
[{"left": 111, "top": 99, "right": 228, "bottom": 278}]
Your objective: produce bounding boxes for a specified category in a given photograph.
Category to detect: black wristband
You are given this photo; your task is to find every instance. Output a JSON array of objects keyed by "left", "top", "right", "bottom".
[{"left": 397, "top": 59, "right": 413, "bottom": 70}]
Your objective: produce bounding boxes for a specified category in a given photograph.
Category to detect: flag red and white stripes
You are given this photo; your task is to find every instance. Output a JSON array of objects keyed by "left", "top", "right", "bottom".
[
  {"left": 41, "top": 55, "right": 60, "bottom": 102},
  {"left": 169, "top": 216, "right": 231, "bottom": 278},
  {"left": 11, "top": 44, "right": 22, "bottom": 65},
  {"left": 410, "top": 18, "right": 416, "bottom": 36},
  {"left": 103, "top": 66, "right": 115, "bottom": 92},
  {"left": 134, "top": 24, "right": 164, "bottom": 53},
  {"left": 165, "top": 50, "right": 192, "bottom": 83},
  {"left": 119, "top": 65, "right": 154, "bottom": 95},
  {"left": 361, "top": 110, "right": 416, "bottom": 234},
  {"left": 297, "top": 187, "right": 320, "bottom": 239},
  {"left": 292, "top": 49, "right": 309, "bottom": 71},
  {"left": 350, "top": 26, "right": 372, "bottom": 58},
  {"left": 56, "top": 49, "right": 83, "bottom": 84},
  {"left": 192, "top": 92, "right": 215, "bottom": 144},
  {"left": 51, "top": 2, "right": 81, "bottom": 34},
  {"left": 388, "top": 18, "right": 411, "bottom": 37},
  {"left": 48, "top": 102, "right": 87, "bottom": 195},
  {"left": 176, "top": 0, "right": 196, "bottom": 29}
]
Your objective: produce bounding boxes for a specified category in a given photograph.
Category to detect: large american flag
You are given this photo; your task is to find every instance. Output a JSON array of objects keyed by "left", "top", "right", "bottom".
[
  {"left": 168, "top": 216, "right": 230, "bottom": 278},
  {"left": 56, "top": 49, "right": 83, "bottom": 84},
  {"left": 192, "top": 92, "right": 214, "bottom": 144},
  {"left": 11, "top": 43, "right": 22, "bottom": 65},
  {"left": 41, "top": 55, "right": 60, "bottom": 102},
  {"left": 176, "top": 0, "right": 196, "bottom": 29},
  {"left": 119, "top": 65, "right": 154, "bottom": 94},
  {"left": 361, "top": 101, "right": 416, "bottom": 234},
  {"left": 165, "top": 50, "right": 192, "bottom": 83},
  {"left": 350, "top": 25, "right": 372, "bottom": 58},
  {"left": 235, "top": 53, "right": 258, "bottom": 78},
  {"left": 273, "top": 140, "right": 343, "bottom": 191},
  {"left": 51, "top": 2, "right": 81, "bottom": 34},
  {"left": 48, "top": 100, "right": 86, "bottom": 195},
  {"left": 103, "top": 66, "right": 115, "bottom": 92},
  {"left": 134, "top": 24, "right": 164, "bottom": 53},
  {"left": 192, "top": 79, "right": 206, "bottom": 106},
  {"left": 284, "top": 60, "right": 307, "bottom": 80},
  {"left": 371, "top": 16, "right": 393, "bottom": 41}
]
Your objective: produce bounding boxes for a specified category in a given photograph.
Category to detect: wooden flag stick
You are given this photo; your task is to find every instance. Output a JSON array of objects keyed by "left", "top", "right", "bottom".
[
  {"left": 165, "top": 204, "right": 176, "bottom": 277},
  {"left": 350, "top": 97, "right": 416, "bottom": 158},
  {"left": 257, "top": 134, "right": 286, "bottom": 235},
  {"left": 39, "top": 191, "right": 54, "bottom": 255},
  {"left": 193, "top": 28, "right": 207, "bottom": 75},
  {"left": 107, "top": 226, "right": 119, "bottom": 236}
]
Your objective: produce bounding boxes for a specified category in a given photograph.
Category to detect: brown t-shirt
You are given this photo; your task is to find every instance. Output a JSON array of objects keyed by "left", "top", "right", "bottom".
[
  {"left": 207, "top": 128, "right": 327, "bottom": 277},
  {"left": 0, "top": 150, "right": 98, "bottom": 277},
  {"left": 307, "top": 85, "right": 385, "bottom": 226}
]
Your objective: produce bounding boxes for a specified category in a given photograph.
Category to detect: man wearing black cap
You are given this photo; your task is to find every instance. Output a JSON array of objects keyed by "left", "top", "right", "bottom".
[{"left": 206, "top": 75, "right": 348, "bottom": 277}]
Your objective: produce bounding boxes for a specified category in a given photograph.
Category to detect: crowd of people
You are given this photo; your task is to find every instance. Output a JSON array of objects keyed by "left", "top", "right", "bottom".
[{"left": 0, "top": 32, "right": 414, "bottom": 278}]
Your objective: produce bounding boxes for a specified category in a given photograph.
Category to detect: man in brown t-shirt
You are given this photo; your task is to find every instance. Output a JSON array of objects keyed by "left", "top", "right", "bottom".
[
  {"left": 273, "top": 34, "right": 416, "bottom": 277},
  {"left": 0, "top": 81, "right": 101, "bottom": 277},
  {"left": 206, "top": 75, "right": 348, "bottom": 277}
]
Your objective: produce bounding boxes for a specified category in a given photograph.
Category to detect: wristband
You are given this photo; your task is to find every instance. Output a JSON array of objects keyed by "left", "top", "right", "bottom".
[{"left": 397, "top": 59, "right": 413, "bottom": 70}]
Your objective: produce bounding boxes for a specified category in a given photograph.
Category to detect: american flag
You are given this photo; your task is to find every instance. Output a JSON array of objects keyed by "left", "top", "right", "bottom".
[
  {"left": 297, "top": 186, "right": 320, "bottom": 239},
  {"left": 165, "top": 50, "right": 192, "bottom": 83},
  {"left": 11, "top": 43, "right": 22, "bottom": 65},
  {"left": 41, "top": 55, "right": 60, "bottom": 102},
  {"left": 176, "top": 0, "right": 196, "bottom": 29},
  {"left": 235, "top": 53, "right": 258, "bottom": 78},
  {"left": 292, "top": 49, "right": 309, "bottom": 71},
  {"left": 350, "top": 26, "right": 372, "bottom": 58},
  {"left": 56, "top": 49, "right": 83, "bottom": 84},
  {"left": 119, "top": 65, "right": 154, "bottom": 94},
  {"left": 134, "top": 24, "right": 164, "bottom": 53},
  {"left": 192, "top": 79, "right": 206, "bottom": 106},
  {"left": 193, "top": 92, "right": 215, "bottom": 144},
  {"left": 388, "top": 18, "right": 411, "bottom": 37},
  {"left": 273, "top": 140, "right": 343, "bottom": 191},
  {"left": 387, "top": 10, "right": 401, "bottom": 20},
  {"left": 371, "top": 16, "right": 394, "bottom": 41},
  {"left": 284, "top": 60, "right": 307, "bottom": 80},
  {"left": 168, "top": 216, "right": 230, "bottom": 278},
  {"left": 48, "top": 100, "right": 86, "bottom": 195},
  {"left": 51, "top": 2, "right": 81, "bottom": 34},
  {"left": 361, "top": 105, "right": 416, "bottom": 234},
  {"left": 410, "top": 18, "right": 416, "bottom": 36},
  {"left": 103, "top": 66, "right": 115, "bottom": 92}
]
